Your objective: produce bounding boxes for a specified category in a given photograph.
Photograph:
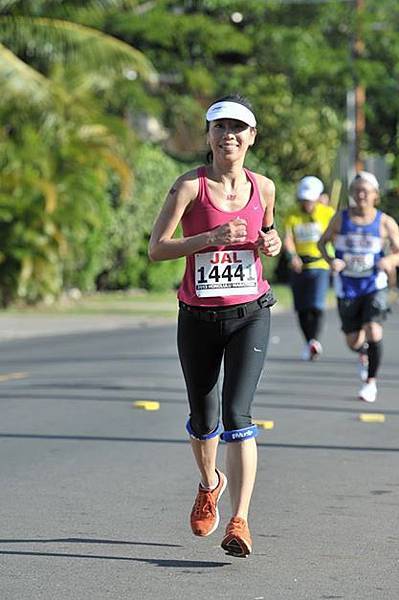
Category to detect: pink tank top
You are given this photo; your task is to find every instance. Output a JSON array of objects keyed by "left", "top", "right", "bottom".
[{"left": 178, "top": 166, "right": 270, "bottom": 307}]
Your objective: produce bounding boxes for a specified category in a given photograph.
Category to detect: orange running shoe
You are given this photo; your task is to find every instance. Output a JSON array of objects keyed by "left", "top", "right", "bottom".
[
  {"left": 190, "top": 469, "right": 227, "bottom": 537},
  {"left": 221, "top": 517, "right": 252, "bottom": 557}
]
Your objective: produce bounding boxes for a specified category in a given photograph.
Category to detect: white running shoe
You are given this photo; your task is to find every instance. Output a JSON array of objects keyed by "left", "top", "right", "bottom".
[
  {"left": 358, "top": 381, "right": 377, "bottom": 403},
  {"left": 308, "top": 339, "right": 323, "bottom": 361},
  {"left": 301, "top": 339, "right": 323, "bottom": 361}
]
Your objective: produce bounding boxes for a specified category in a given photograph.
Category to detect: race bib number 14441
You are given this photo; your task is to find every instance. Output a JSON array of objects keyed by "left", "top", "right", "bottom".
[{"left": 195, "top": 250, "right": 258, "bottom": 297}]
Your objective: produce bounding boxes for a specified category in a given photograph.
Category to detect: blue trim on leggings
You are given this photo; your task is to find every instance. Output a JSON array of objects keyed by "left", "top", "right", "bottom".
[
  {"left": 221, "top": 424, "right": 258, "bottom": 443},
  {"left": 186, "top": 419, "right": 223, "bottom": 441}
]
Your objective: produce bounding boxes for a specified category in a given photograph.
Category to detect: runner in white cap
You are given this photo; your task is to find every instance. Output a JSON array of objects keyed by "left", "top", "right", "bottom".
[
  {"left": 149, "top": 94, "right": 282, "bottom": 556},
  {"left": 318, "top": 171, "right": 399, "bottom": 402},
  {"left": 284, "top": 176, "right": 335, "bottom": 360}
]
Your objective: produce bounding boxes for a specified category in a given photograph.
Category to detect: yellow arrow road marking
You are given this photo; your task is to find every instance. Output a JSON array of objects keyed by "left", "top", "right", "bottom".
[
  {"left": 359, "top": 413, "right": 385, "bottom": 423},
  {"left": 132, "top": 401, "right": 160, "bottom": 411},
  {"left": 253, "top": 419, "right": 274, "bottom": 430},
  {"left": 0, "top": 372, "right": 28, "bottom": 382}
]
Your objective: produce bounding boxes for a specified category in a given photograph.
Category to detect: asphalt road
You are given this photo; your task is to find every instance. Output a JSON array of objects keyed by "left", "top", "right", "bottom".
[{"left": 0, "top": 304, "right": 398, "bottom": 600}]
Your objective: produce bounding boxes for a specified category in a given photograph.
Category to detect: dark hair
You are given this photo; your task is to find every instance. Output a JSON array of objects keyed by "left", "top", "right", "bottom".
[{"left": 205, "top": 94, "right": 254, "bottom": 164}]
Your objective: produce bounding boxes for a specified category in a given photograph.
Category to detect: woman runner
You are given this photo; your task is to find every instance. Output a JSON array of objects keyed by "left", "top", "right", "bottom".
[{"left": 149, "top": 94, "right": 281, "bottom": 556}]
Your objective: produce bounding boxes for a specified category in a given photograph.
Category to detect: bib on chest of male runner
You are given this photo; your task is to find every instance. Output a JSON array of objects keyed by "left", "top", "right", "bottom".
[
  {"left": 178, "top": 167, "right": 270, "bottom": 307},
  {"left": 334, "top": 209, "right": 388, "bottom": 299}
]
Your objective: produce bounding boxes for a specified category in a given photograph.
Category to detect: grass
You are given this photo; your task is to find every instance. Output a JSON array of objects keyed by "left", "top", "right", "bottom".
[
  {"left": 2, "top": 284, "right": 338, "bottom": 317},
  {"left": 4, "top": 290, "right": 179, "bottom": 317}
]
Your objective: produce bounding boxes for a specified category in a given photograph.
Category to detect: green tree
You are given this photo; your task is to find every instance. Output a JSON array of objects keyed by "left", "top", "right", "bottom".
[
  {"left": 0, "top": 0, "right": 159, "bottom": 305},
  {"left": 96, "top": 143, "right": 186, "bottom": 292}
]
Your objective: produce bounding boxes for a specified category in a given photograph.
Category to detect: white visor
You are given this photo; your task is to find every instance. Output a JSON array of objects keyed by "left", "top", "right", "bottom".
[
  {"left": 350, "top": 171, "right": 379, "bottom": 192},
  {"left": 297, "top": 176, "right": 324, "bottom": 201},
  {"left": 206, "top": 101, "right": 256, "bottom": 128}
]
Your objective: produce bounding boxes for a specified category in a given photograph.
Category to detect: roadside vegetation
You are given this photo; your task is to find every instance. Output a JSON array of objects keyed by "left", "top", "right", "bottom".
[{"left": 3, "top": 285, "right": 338, "bottom": 317}]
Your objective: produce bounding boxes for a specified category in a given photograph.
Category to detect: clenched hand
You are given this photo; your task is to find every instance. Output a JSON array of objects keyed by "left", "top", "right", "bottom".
[
  {"left": 256, "top": 229, "right": 282, "bottom": 257},
  {"left": 209, "top": 218, "right": 248, "bottom": 245}
]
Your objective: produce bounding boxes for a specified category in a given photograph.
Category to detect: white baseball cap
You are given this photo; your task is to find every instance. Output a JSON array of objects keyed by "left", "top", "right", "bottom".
[
  {"left": 206, "top": 101, "right": 257, "bottom": 128},
  {"left": 350, "top": 171, "right": 379, "bottom": 192},
  {"left": 297, "top": 176, "right": 324, "bottom": 201}
]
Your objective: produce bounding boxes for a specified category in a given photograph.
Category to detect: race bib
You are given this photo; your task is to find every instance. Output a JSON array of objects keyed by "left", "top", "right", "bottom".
[
  {"left": 294, "top": 222, "right": 321, "bottom": 243},
  {"left": 195, "top": 250, "right": 258, "bottom": 297},
  {"left": 343, "top": 252, "right": 374, "bottom": 277}
]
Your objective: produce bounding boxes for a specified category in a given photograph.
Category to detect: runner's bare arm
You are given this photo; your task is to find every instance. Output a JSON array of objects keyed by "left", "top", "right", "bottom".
[
  {"left": 256, "top": 175, "right": 281, "bottom": 257},
  {"left": 283, "top": 227, "right": 297, "bottom": 255},
  {"left": 378, "top": 214, "right": 399, "bottom": 271},
  {"left": 284, "top": 227, "right": 303, "bottom": 273},
  {"left": 148, "top": 174, "right": 248, "bottom": 261},
  {"left": 257, "top": 176, "right": 275, "bottom": 226},
  {"left": 318, "top": 212, "right": 341, "bottom": 256},
  {"left": 317, "top": 212, "right": 343, "bottom": 270}
]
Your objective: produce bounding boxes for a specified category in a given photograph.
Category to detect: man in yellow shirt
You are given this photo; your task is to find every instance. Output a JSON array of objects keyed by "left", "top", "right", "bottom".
[{"left": 284, "top": 176, "right": 335, "bottom": 360}]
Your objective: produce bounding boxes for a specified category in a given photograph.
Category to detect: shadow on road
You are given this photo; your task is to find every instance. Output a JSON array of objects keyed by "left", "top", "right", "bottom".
[
  {"left": 0, "top": 537, "right": 181, "bottom": 547},
  {"left": 0, "top": 432, "right": 398, "bottom": 453},
  {"left": 0, "top": 549, "right": 230, "bottom": 568},
  {"left": 2, "top": 391, "right": 399, "bottom": 414}
]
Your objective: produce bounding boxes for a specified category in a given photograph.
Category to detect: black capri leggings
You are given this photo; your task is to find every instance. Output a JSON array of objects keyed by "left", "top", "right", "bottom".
[{"left": 177, "top": 305, "right": 271, "bottom": 436}]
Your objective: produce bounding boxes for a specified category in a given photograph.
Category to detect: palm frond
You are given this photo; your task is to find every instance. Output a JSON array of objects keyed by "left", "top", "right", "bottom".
[
  {"left": 62, "top": 0, "right": 153, "bottom": 13},
  {"left": 0, "top": 1, "right": 18, "bottom": 12},
  {"left": 19, "top": 255, "right": 34, "bottom": 287},
  {"left": 0, "top": 1, "right": 149, "bottom": 15},
  {"left": 61, "top": 0, "right": 157, "bottom": 19},
  {"left": 0, "top": 41, "right": 75, "bottom": 107},
  {"left": 36, "top": 180, "right": 57, "bottom": 214},
  {"left": 0, "top": 15, "right": 158, "bottom": 83},
  {"left": 0, "top": 40, "right": 51, "bottom": 101},
  {"left": 99, "top": 149, "right": 133, "bottom": 200},
  {"left": 75, "top": 124, "right": 134, "bottom": 200}
]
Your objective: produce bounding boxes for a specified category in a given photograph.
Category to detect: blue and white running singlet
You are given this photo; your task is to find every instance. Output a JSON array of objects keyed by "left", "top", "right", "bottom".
[{"left": 334, "top": 209, "right": 388, "bottom": 299}]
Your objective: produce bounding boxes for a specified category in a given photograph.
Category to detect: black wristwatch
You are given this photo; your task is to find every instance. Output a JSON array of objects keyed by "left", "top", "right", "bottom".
[{"left": 261, "top": 224, "right": 275, "bottom": 233}]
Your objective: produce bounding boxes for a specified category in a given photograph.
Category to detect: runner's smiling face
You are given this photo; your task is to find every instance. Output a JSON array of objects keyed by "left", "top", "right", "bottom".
[
  {"left": 207, "top": 118, "right": 256, "bottom": 159},
  {"left": 351, "top": 180, "right": 379, "bottom": 209}
]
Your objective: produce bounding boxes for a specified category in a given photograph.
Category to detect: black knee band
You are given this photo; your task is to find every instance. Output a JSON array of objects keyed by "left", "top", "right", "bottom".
[{"left": 367, "top": 340, "right": 383, "bottom": 379}]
